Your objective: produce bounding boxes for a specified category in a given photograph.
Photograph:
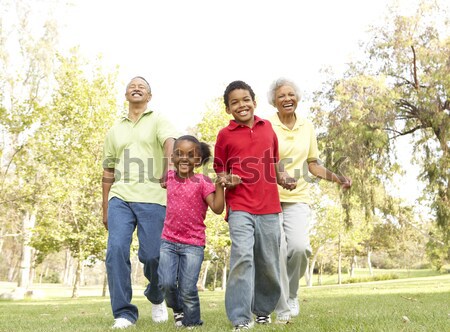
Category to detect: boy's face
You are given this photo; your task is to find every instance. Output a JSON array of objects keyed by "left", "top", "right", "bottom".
[{"left": 226, "top": 89, "right": 256, "bottom": 127}]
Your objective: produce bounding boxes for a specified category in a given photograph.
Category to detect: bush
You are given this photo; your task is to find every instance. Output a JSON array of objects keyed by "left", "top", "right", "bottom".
[
  {"left": 342, "top": 273, "right": 399, "bottom": 284},
  {"left": 42, "top": 272, "right": 60, "bottom": 284}
]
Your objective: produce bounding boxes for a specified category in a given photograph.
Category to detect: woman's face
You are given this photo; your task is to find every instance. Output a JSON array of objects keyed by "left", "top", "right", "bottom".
[{"left": 274, "top": 85, "right": 298, "bottom": 115}]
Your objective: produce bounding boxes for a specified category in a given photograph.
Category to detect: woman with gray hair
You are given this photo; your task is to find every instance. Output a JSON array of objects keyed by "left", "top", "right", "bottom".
[{"left": 268, "top": 78, "right": 352, "bottom": 323}]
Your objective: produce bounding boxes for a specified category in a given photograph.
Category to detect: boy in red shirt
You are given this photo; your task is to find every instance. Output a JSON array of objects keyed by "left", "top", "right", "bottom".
[{"left": 214, "top": 80, "right": 295, "bottom": 331}]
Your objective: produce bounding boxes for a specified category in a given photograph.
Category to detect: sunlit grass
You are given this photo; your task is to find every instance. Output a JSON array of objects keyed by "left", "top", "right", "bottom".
[{"left": 0, "top": 273, "right": 449, "bottom": 332}]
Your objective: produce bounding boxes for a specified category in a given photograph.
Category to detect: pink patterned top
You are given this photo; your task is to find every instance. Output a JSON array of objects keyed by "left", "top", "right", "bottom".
[{"left": 161, "top": 170, "right": 216, "bottom": 246}]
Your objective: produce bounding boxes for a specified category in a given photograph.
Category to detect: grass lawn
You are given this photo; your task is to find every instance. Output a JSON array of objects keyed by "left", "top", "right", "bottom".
[{"left": 0, "top": 274, "right": 449, "bottom": 332}]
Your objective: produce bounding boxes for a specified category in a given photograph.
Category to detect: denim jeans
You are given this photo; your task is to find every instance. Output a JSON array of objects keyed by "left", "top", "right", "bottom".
[
  {"left": 225, "top": 210, "right": 281, "bottom": 326},
  {"left": 106, "top": 197, "right": 166, "bottom": 323},
  {"left": 275, "top": 202, "right": 312, "bottom": 319},
  {"left": 158, "top": 239, "right": 204, "bottom": 327}
]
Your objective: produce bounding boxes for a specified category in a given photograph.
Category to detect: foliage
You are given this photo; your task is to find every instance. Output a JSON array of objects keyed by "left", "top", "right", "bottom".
[
  {"left": 312, "top": 0, "right": 450, "bottom": 251},
  {"left": 31, "top": 50, "right": 119, "bottom": 265}
]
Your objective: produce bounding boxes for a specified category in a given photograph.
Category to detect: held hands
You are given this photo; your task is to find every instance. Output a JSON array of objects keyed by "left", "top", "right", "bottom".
[
  {"left": 216, "top": 173, "right": 242, "bottom": 189},
  {"left": 278, "top": 171, "right": 297, "bottom": 191}
]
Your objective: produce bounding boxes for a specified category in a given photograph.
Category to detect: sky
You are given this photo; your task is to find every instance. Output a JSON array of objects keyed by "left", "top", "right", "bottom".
[
  {"left": 6, "top": 0, "right": 427, "bottom": 205},
  {"left": 56, "top": 0, "right": 399, "bottom": 131}
]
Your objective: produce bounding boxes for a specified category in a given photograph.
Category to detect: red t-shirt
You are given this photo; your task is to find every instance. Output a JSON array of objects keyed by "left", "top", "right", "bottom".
[
  {"left": 162, "top": 170, "right": 215, "bottom": 246},
  {"left": 214, "top": 116, "right": 281, "bottom": 217}
]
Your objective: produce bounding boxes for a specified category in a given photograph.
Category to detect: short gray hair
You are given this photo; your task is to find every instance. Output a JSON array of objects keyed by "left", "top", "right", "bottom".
[{"left": 267, "top": 78, "right": 301, "bottom": 107}]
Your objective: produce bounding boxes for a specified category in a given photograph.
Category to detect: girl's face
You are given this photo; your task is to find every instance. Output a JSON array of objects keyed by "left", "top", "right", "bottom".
[{"left": 172, "top": 140, "right": 201, "bottom": 178}]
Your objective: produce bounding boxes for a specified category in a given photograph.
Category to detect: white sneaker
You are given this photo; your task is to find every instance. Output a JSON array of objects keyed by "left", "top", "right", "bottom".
[
  {"left": 287, "top": 297, "right": 299, "bottom": 317},
  {"left": 152, "top": 302, "right": 168, "bottom": 323},
  {"left": 112, "top": 317, "right": 135, "bottom": 329}
]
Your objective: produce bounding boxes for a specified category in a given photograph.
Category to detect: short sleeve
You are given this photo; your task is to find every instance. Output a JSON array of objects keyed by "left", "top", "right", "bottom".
[
  {"left": 102, "top": 130, "right": 117, "bottom": 169},
  {"left": 201, "top": 175, "right": 216, "bottom": 199},
  {"left": 214, "top": 130, "right": 227, "bottom": 174},
  {"left": 307, "top": 123, "right": 320, "bottom": 162},
  {"left": 155, "top": 112, "right": 179, "bottom": 146}
]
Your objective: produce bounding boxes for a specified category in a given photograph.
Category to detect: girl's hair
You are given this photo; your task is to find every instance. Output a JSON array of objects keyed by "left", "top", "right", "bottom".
[
  {"left": 174, "top": 135, "right": 211, "bottom": 166},
  {"left": 223, "top": 80, "right": 256, "bottom": 107},
  {"left": 267, "top": 77, "right": 301, "bottom": 107}
]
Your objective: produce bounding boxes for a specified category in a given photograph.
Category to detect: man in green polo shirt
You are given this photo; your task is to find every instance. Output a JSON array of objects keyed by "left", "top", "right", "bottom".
[{"left": 102, "top": 76, "right": 178, "bottom": 329}]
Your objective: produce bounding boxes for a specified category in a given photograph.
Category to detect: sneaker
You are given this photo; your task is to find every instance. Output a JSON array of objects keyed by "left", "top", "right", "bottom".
[
  {"left": 288, "top": 297, "right": 300, "bottom": 317},
  {"left": 255, "top": 315, "right": 271, "bottom": 324},
  {"left": 173, "top": 311, "right": 184, "bottom": 327},
  {"left": 112, "top": 317, "right": 135, "bottom": 329},
  {"left": 275, "top": 314, "right": 291, "bottom": 324},
  {"left": 152, "top": 302, "right": 168, "bottom": 323},
  {"left": 233, "top": 321, "right": 254, "bottom": 331}
]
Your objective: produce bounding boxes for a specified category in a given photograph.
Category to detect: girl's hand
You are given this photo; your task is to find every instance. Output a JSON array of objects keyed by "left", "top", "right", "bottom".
[{"left": 225, "top": 173, "right": 242, "bottom": 189}]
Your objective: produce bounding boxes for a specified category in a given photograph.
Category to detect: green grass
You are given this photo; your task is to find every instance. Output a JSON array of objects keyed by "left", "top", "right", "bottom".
[
  {"left": 0, "top": 274, "right": 449, "bottom": 332},
  {"left": 307, "top": 268, "right": 443, "bottom": 286}
]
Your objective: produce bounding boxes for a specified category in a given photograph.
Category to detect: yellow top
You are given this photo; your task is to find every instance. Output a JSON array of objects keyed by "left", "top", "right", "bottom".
[{"left": 269, "top": 113, "right": 319, "bottom": 204}]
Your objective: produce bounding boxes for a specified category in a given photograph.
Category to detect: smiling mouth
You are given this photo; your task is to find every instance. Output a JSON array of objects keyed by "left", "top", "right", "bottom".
[
  {"left": 131, "top": 91, "right": 143, "bottom": 97},
  {"left": 283, "top": 103, "right": 294, "bottom": 108}
]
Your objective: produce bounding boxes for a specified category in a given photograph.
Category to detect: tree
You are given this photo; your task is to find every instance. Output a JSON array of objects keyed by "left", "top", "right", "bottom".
[
  {"left": 312, "top": 0, "right": 450, "bottom": 255},
  {"left": 0, "top": 0, "right": 58, "bottom": 296},
  {"left": 31, "top": 50, "right": 119, "bottom": 297}
]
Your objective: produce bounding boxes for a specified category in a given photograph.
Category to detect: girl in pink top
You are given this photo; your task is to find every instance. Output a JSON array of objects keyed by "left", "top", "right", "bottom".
[{"left": 158, "top": 135, "right": 231, "bottom": 328}]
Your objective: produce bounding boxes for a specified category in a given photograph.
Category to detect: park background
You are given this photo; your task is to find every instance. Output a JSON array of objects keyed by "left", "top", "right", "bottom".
[{"left": 0, "top": 0, "right": 449, "bottom": 331}]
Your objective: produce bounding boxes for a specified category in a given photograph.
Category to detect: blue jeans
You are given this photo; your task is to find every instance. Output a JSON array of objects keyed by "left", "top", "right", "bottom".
[
  {"left": 106, "top": 197, "right": 166, "bottom": 323},
  {"left": 225, "top": 210, "right": 281, "bottom": 326},
  {"left": 158, "top": 239, "right": 204, "bottom": 327}
]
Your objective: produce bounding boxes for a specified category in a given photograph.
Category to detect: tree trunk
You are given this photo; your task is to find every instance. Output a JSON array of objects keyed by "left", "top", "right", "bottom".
[
  {"left": 318, "top": 261, "right": 323, "bottom": 286},
  {"left": 349, "top": 254, "right": 357, "bottom": 278},
  {"left": 102, "top": 267, "right": 108, "bottom": 297},
  {"left": 199, "top": 260, "right": 210, "bottom": 291},
  {"left": 213, "top": 261, "right": 218, "bottom": 290},
  {"left": 367, "top": 248, "right": 373, "bottom": 276},
  {"left": 72, "top": 257, "right": 82, "bottom": 298},
  {"left": 63, "top": 249, "right": 72, "bottom": 285},
  {"left": 17, "top": 211, "right": 36, "bottom": 290},
  {"left": 337, "top": 233, "right": 342, "bottom": 285},
  {"left": 308, "top": 244, "right": 325, "bottom": 287},
  {"left": 221, "top": 264, "right": 227, "bottom": 290}
]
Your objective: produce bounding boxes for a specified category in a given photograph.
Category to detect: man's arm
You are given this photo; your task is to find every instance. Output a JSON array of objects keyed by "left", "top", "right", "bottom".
[
  {"left": 102, "top": 168, "right": 115, "bottom": 230},
  {"left": 160, "top": 138, "right": 175, "bottom": 188}
]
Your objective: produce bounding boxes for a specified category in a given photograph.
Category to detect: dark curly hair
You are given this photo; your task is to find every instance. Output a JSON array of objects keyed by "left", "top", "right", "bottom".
[
  {"left": 174, "top": 135, "right": 211, "bottom": 165},
  {"left": 223, "top": 80, "right": 256, "bottom": 107}
]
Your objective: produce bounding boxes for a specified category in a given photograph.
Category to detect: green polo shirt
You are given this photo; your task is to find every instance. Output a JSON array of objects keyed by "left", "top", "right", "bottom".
[
  {"left": 270, "top": 113, "right": 319, "bottom": 204},
  {"left": 103, "top": 109, "right": 178, "bottom": 205}
]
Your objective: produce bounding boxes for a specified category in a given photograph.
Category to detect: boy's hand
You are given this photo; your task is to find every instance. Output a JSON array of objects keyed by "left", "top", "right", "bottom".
[{"left": 224, "top": 173, "right": 242, "bottom": 189}]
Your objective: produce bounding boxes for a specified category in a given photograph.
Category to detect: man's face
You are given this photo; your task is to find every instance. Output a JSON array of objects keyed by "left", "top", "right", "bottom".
[{"left": 125, "top": 78, "right": 151, "bottom": 104}]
